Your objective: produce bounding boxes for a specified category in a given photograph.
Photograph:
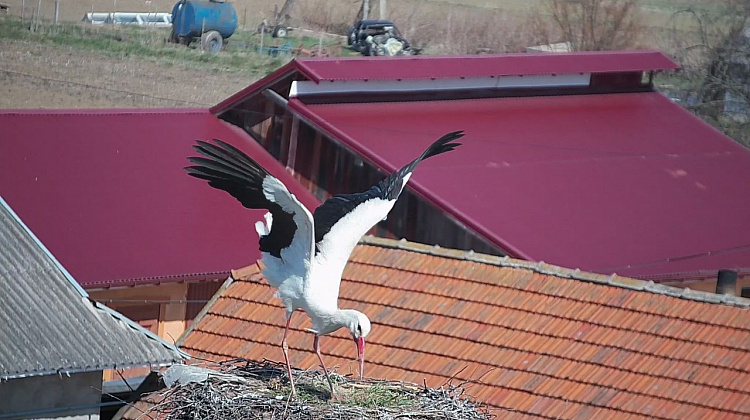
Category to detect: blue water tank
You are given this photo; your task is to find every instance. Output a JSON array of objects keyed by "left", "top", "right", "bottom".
[{"left": 171, "top": 0, "right": 237, "bottom": 39}]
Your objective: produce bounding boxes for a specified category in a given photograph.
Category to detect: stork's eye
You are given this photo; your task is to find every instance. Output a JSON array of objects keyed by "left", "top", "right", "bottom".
[{"left": 357, "top": 325, "right": 362, "bottom": 336}]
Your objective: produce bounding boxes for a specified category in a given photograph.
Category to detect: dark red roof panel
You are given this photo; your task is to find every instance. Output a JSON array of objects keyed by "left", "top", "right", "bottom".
[
  {"left": 288, "top": 92, "right": 750, "bottom": 281},
  {"left": 294, "top": 50, "right": 679, "bottom": 82},
  {"left": 0, "top": 109, "right": 320, "bottom": 288}
]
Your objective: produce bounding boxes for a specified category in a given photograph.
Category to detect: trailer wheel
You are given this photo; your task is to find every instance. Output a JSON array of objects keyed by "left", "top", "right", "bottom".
[
  {"left": 168, "top": 29, "right": 179, "bottom": 43},
  {"left": 201, "top": 30, "right": 223, "bottom": 53},
  {"left": 272, "top": 25, "right": 287, "bottom": 38}
]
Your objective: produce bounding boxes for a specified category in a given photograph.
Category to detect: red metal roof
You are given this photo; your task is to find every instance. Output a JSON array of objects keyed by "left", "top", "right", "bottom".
[
  {"left": 0, "top": 109, "right": 319, "bottom": 288},
  {"left": 180, "top": 237, "right": 750, "bottom": 418},
  {"left": 211, "top": 51, "right": 678, "bottom": 114},
  {"left": 293, "top": 50, "right": 677, "bottom": 82},
  {"left": 287, "top": 92, "right": 750, "bottom": 281}
]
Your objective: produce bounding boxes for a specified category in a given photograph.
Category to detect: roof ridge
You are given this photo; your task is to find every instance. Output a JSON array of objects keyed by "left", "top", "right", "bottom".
[{"left": 358, "top": 236, "right": 750, "bottom": 309}]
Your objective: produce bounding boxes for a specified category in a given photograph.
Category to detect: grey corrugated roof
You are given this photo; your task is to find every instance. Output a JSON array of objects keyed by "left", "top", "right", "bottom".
[{"left": 0, "top": 197, "right": 188, "bottom": 380}]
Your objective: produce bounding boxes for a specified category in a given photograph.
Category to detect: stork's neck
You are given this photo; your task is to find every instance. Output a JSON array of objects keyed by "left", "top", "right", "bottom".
[{"left": 310, "top": 308, "right": 359, "bottom": 336}]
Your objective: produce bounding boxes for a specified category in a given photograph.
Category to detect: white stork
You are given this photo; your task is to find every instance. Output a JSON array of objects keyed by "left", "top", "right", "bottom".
[{"left": 185, "top": 131, "right": 464, "bottom": 398}]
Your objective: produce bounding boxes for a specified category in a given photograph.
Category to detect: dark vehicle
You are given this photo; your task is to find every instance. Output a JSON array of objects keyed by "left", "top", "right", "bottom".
[
  {"left": 169, "top": 0, "right": 237, "bottom": 53},
  {"left": 346, "top": 19, "right": 417, "bottom": 56}
]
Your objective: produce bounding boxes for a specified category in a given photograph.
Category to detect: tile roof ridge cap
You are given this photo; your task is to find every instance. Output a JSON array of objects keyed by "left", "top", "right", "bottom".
[{"left": 357, "top": 236, "right": 750, "bottom": 309}]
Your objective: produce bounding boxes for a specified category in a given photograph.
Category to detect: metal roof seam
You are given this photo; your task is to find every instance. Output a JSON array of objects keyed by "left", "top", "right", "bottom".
[{"left": 357, "top": 236, "right": 750, "bottom": 309}]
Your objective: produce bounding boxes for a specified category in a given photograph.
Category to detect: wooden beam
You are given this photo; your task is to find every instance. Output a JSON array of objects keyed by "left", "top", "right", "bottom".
[
  {"left": 286, "top": 115, "right": 300, "bottom": 174},
  {"left": 309, "top": 132, "right": 322, "bottom": 190},
  {"left": 279, "top": 110, "right": 292, "bottom": 164},
  {"left": 260, "top": 99, "right": 275, "bottom": 148}
]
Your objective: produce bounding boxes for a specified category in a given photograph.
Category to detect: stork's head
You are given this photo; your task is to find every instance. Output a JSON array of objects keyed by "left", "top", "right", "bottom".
[{"left": 341, "top": 309, "right": 370, "bottom": 380}]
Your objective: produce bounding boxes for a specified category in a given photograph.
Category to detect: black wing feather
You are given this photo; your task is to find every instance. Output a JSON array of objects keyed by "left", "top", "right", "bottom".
[
  {"left": 185, "top": 139, "right": 296, "bottom": 258},
  {"left": 313, "top": 130, "right": 464, "bottom": 246}
]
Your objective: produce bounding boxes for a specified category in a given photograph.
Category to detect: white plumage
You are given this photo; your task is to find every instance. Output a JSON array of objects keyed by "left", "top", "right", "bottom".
[{"left": 186, "top": 131, "right": 464, "bottom": 398}]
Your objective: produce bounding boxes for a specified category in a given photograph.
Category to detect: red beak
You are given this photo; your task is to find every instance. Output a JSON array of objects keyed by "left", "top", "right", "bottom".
[{"left": 356, "top": 337, "right": 365, "bottom": 380}]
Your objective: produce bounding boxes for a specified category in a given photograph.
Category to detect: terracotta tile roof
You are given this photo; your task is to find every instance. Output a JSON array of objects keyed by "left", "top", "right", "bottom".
[{"left": 179, "top": 237, "right": 750, "bottom": 419}]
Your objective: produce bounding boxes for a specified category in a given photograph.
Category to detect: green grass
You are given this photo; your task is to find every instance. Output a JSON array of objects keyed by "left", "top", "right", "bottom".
[
  {"left": 345, "top": 383, "right": 415, "bottom": 408},
  {"left": 0, "top": 15, "right": 327, "bottom": 76}
]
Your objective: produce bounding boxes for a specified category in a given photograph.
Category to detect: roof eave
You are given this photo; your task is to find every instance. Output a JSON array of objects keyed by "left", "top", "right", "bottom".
[
  {"left": 1, "top": 359, "right": 182, "bottom": 381},
  {"left": 81, "top": 270, "right": 231, "bottom": 290},
  {"left": 210, "top": 58, "right": 322, "bottom": 115}
]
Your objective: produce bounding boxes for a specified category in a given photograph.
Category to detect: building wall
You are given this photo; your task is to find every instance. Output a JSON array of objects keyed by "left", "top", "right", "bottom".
[
  {"left": 88, "top": 283, "right": 189, "bottom": 341},
  {"left": 0, "top": 371, "right": 102, "bottom": 419},
  {"left": 89, "top": 283, "right": 190, "bottom": 380}
]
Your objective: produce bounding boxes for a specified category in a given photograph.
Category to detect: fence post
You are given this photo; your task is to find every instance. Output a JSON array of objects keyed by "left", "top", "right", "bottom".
[
  {"left": 259, "top": 23, "right": 265, "bottom": 57},
  {"left": 35, "top": 0, "right": 41, "bottom": 30}
]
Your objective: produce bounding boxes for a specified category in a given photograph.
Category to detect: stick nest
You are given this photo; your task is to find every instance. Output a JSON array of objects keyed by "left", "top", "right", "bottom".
[{"left": 141, "top": 358, "right": 495, "bottom": 420}]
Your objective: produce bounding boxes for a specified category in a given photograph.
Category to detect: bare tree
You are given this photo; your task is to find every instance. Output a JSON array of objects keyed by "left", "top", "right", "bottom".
[
  {"left": 531, "top": 0, "right": 641, "bottom": 51},
  {"left": 275, "top": 0, "right": 295, "bottom": 27},
  {"left": 355, "top": 0, "right": 376, "bottom": 23},
  {"left": 665, "top": 0, "right": 750, "bottom": 147}
]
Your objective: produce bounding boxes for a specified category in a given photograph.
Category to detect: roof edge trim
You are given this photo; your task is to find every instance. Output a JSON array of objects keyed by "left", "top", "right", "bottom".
[
  {"left": 1, "top": 360, "right": 180, "bottom": 381},
  {"left": 82, "top": 270, "right": 232, "bottom": 290},
  {"left": 211, "top": 60, "right": 300, "bottom": 115},
  {"left": 289, "top": 73, "right": 591, "bottom": 98},
  {"left": 359, "top": 236, "right": 750, "bottom": 309},
  {"left": 294, "top": 50, "right": 679, "bottom": 82}
]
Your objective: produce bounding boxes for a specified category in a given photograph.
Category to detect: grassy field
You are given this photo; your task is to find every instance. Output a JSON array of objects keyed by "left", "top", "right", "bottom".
[
  {"left": 0, "top": 0, "right": 733, "bottom": 112},
  {"left": 0, "top": 14, "right": 348, "bottom": 71},
  {"left": 0, "top": 0, "right": 725, "bottom": 58},
  {"left": 0, "top": 0, "right": 718, "bottom": 34}
]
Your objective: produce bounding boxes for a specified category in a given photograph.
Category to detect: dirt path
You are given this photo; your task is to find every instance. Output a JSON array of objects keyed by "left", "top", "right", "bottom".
[{"left": 0, "top": 40, "right": 254, "bottom": 108}]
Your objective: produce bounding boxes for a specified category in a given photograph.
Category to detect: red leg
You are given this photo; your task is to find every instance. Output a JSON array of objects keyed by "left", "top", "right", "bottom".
[
  {"left": 314, "top": 335, "right": 338, "bottom": 399},
  {"left": 281, "top": 313, "right": 296, "bottom": 397}
]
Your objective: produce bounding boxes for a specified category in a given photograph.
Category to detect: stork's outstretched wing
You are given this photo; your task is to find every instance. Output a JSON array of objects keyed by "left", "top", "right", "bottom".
[
  {"left": 185, "top": 140, "right": 314, "bottom": 277},
  {"left": 312, "top": 131, "right": 464, "bottom": 281}
]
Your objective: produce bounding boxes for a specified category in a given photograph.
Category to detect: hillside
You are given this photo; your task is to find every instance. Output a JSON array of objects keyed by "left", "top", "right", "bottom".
[{"left": 0, "top": 16, "right": 280, "bottom": 108}]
